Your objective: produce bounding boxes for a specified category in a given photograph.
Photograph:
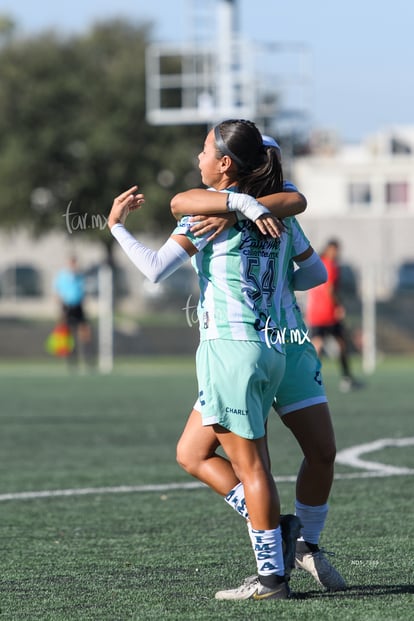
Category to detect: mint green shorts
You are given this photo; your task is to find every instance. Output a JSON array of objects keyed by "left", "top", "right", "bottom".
[
  {"left": 273, "top": 341, "right": 327, "bottom": 416},
  {"left": 195, "top": 339, "right": 285, "bottom": 439}
]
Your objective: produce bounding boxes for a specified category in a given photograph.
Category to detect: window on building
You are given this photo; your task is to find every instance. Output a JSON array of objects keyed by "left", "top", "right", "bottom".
[
  {"left": 386, "top": 181, "right": 409, "bottom": 209},
  {"left": 348, "top": 182, "right": 372, "bottom": 208},
  {"left": 391, "top": 137, "right": 411, "bottom": 154}
]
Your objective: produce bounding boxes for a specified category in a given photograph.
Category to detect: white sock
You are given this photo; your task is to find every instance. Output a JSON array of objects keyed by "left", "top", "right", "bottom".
[
  {"left": 248, "top": 524, "right": 285, "bottom": 577},
  {"left": 295, "top": 500, "right": 328, "bottom": 545},
  {"left": 224, "top": 482, "right": 249, "bottom": 519}
]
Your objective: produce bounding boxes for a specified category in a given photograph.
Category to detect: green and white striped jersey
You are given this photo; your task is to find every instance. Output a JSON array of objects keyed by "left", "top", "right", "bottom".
[
  {"left": 173, "top": 214, "right": 308, "bottom": 349},
  {"left": 280, "top": 217, "right": 311, "bottom": 335}
]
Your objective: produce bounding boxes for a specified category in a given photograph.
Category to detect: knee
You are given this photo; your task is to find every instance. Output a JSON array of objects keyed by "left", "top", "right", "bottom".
[
  {"left": 176, "top": 441, "right": 189, "bottom": 472},
  {"left": 307, "top": 441, "right": 336, "bottom": 467},
  {"left": 318, "top": 441, "right": 336, "bottom": 466},
  {"left": 176, "top": 441, "right": 198, "bottom": 475}
]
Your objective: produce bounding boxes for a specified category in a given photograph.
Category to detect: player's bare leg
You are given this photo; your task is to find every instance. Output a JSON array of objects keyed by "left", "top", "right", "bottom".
[
  {"left": 176, "top": 409, "right": 239, "bottom": 495},
  {"left": 281, "top": 403, "right": 346, "bottom": 590},
  {"left": 177, "top": 411, "right": 302, "bottom": 597},
  {"left": 214, "top": 425, "right": 280, "bottom": 529},
  {"left": 213, "top": 425, "right": 289, "bottom": 600},
  {"left": 281, "top": 403, "right": 335, "bottom": 505}
]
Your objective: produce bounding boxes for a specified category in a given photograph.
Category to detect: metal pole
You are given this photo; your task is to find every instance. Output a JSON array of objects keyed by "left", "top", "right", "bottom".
[
  {"left": 98, "top": 263, "right": 114, "bottom": 374},
  {"left": 361, "top": 264, "right": 376, "bottom": 374}
]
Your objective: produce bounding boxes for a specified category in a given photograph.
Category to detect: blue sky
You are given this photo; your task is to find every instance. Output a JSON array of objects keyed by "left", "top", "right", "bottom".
[{"left": 2, "top": 0, "right": 413, "bottom": 143}]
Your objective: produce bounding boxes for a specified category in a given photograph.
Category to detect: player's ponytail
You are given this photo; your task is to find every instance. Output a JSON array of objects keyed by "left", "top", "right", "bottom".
[{"left": 214, "top": 119, "right": 283, "bottom": 197}]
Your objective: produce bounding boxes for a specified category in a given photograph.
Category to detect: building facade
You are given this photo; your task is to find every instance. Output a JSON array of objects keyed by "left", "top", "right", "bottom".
[{"left": 292, "top": 125, "right": 414, "bottom": 297}]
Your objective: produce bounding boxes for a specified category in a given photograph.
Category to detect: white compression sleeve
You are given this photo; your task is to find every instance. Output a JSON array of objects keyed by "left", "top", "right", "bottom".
[
  {"left": 293, "top": 252, "right": 328, "bottom": 291},
  {"left": 226, "top": 192, "right": 270, "bottom": 221},
  {"left": 111, "top": 224, "right": 190, "bottom": 283}
]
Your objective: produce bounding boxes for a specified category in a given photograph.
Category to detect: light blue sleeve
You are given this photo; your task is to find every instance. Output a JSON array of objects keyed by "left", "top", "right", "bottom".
[
  {"left": 283, "top": 180, "right": 299, "bottom": 192},
  {"left": 291, "top": 217, "right": 310, "bottom": 256},
  {"left": 293, "top": 252, "right": 328, "bottom": 290}
]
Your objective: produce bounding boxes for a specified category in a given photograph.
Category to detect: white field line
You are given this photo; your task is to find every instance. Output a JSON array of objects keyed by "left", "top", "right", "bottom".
[
  {"left": 1, "top": 437, "right": 413, "bottom": 503},
  {"left": 336, "top": 437, "right": 414, "bottom": 474}
]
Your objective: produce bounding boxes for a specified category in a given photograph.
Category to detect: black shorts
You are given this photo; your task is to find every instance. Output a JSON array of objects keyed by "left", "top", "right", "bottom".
[
  {"left": 309, "top": 322, "right": 345, "bottom": 339},
  {"left": 63, "top": 303, "right": 87, "bottom": 326}
]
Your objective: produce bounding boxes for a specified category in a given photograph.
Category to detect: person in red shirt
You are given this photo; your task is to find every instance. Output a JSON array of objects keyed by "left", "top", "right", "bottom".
[{"left": 306, "top": 239, "right": 361, "bottom": 392}]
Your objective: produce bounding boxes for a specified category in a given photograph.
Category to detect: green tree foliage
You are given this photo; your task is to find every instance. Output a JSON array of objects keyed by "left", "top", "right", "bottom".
[{"left": 0, "top": 19, "right": 205, "bottom": 256}]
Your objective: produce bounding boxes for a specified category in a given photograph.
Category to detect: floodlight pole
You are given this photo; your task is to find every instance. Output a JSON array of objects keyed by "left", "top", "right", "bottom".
[{"left": 217, "top": 0, "right": 238, "bottom": 118}]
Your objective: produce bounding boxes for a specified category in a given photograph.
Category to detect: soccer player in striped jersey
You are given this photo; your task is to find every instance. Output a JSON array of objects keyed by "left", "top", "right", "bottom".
[
  {"left": 108, "top": 119, "right": 309, "bottom": 601},
  {"left": 171, "top": 136, "right": 347, "bottom": 593}
]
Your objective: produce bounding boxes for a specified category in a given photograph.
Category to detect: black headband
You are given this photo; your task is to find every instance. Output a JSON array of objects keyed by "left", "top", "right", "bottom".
[{"left": 214, "top": 125, "right": 245, "bottom": 169}]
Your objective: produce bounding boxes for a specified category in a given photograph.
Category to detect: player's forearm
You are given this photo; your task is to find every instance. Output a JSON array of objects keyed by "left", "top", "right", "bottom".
[
  {"left": 258, "top": 192, "right": 307, "bottom": 217},
  {"left": 111, "top": 224, "right": 190, "bottom": 283},
  {"left": 170, "top": 188, "right": 307, "bottom": 220},
  {"left": 171, "top": 190, "right": 227, "bottom": 218}
]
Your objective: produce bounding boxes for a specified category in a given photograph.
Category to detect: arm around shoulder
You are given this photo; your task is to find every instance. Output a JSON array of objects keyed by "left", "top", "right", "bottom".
[
  {"left": 170, "top": 189, "right": 227, "bottom": 218},
  {"left": 258, "top": 191, "right": 307, "bottom": 218}
]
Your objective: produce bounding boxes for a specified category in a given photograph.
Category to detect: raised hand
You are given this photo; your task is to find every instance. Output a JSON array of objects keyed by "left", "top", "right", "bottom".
[{"left": 108, "top": 186, "right": 145, "bottom": 230}]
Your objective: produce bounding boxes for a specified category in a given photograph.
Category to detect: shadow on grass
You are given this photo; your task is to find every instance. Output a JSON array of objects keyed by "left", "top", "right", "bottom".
[{"left": 293, "top": 583, "right": 414, "bottom": 599}]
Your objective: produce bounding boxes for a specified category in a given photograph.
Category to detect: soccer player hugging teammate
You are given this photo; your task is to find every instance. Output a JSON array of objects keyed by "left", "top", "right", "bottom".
[
  {"left": 108, "top": 119, "right": 345, "bottom": 601},
  {"left": 171, "top": 130, "right": 346, "bottom": 594}
]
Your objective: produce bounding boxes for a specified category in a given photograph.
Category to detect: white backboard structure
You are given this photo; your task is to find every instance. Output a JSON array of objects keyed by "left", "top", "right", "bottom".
[
  {"left": 146, "top": 0, "right": 310, "bottom": 130},
  {"left": 146, "top": 40, "right": 256, "bottom": 125}
]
